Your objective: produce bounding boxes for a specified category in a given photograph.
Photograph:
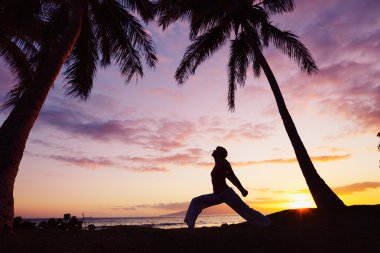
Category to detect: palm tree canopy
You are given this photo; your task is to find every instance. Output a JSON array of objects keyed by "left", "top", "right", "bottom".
[
  {"left": 1, "top": 0, "right": 157, "bottom": 110},
  {"left": 155, "top": 0, "right": 317, "bottom": 111}
]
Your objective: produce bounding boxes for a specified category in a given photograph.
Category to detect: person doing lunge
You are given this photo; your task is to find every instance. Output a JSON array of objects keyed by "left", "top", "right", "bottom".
[{"left": 184, "top": 146, "right": 272, "bottom": 228}]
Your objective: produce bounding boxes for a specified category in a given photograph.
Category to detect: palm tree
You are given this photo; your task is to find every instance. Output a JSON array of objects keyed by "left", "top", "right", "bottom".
[
  {"left": 155, "top": 0, "right": 346, "bottom": 211},
  {"left": 0, "top": 0, "right": 157, "bottom": 231}
]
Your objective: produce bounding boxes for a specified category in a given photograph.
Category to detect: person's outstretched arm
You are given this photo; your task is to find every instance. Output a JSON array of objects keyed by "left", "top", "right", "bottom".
[{"left": 226, "top": 165, "right": 248, "bottom": 197}]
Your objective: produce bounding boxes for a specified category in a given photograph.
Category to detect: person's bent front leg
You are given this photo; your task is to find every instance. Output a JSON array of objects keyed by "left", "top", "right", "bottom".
[{"left": 184, "top": 193, "right": 222, "bottom": 228}]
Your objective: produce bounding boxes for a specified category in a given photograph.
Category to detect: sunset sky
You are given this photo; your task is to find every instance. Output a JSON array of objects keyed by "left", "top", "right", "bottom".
[{"left": 1, "top": 0, "right": 379, "bottom": 218}]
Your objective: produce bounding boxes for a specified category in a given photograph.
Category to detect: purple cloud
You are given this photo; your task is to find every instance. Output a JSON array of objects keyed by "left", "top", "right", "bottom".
[
  {"left": 37, "top": 105, "right": 196, "bottom": 151},
  {"left": 121, "top": 148, "right": 204, "bottom": 166},
  {"left": 271, "top": 0, "right": 380, "bottom": 133},
  {"left": 37, "top": 103, "right": 276, "bottom": 153},
  {"left": 48, "top": 154, "right": 119, "bottom": 169},
  {"left": 27, "top": 152, "right": 170, "bottom": 173}
]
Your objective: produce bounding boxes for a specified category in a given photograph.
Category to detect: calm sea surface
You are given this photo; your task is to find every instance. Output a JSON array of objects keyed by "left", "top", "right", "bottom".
[{"left": 26, "top": 215, "right": 245, "bottom": 229}]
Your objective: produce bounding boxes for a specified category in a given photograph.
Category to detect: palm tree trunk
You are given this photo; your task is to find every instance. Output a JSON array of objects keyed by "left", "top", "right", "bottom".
[
  {"left": 257, "top": 50, "right": 346, "bottom": 212},
  {"left": 0, "top": 0, "right": 83, "bottom": 232}
]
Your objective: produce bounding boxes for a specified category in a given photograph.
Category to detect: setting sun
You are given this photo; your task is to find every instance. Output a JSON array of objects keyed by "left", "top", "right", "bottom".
[{"left": 288, "top": 194, "right": 316, "bottom": 209}]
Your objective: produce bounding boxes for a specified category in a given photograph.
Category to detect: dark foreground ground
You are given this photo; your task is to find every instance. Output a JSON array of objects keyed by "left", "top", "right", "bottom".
[{"left": 1, "top": 205, "right": 379, "bottom": 253}]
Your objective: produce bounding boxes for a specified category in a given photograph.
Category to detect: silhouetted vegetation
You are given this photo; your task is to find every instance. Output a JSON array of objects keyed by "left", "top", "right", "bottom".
[
  {"left": 88, "top": 224, "right": 96, "bottom": 231},
  {"left": 13, "top": 217, "right": 36, "bottom": 230},
  {"left": 13, "top": 213, "right": 82, "bottom": 231}
]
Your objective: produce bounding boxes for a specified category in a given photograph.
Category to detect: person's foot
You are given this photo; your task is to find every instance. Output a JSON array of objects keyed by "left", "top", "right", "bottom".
[{"left": 184, "top": 218, "right": 194, "bottom": 229}]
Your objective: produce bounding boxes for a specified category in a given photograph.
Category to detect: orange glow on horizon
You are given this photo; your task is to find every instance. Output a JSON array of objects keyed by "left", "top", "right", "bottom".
[{"left": 288, "top": 194, "right": 316, "bottom": 209}]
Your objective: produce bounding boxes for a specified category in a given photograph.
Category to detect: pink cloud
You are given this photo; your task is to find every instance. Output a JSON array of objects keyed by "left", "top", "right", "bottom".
[
  {"left": 197, "top": 154, "right": 351, "bottom": 167},
  {"left": 111, "top": 202, "right": 237, "bottom": 216},
  {"left": 144, "top": 119, "right": 196, "bottom": 151},
  {"left": 134, "top": 202, "right": 189, "bottom": 211},
  {"left": 197, "top": 116, "right": 275, "bottom": 142},
  {"left": 111, "top": 147, "right": 351, "bottom": 171},
  {"left": 49, "top": 155, "right": 119, "bottom": 169},
  {"left": 122, "top": 148, "right": 204, "bottom": 166},
  {"left": 28, "top": 153, "right": 170, "bottom": 173},
  {"left": 298, "top": 181, "right": 380, "bottom": 195},
  {"left": 132, "top": 167, "right": 169, "bottom": 173},
  {"left": 114, "top": 200, "right": 284, "bottom": 216},
  {"left": 333, "top": 182, "right": 380, "bottom": 195},
  {"left": 144, "top": 87, "right": 187, "bottom": 103},
  {"left": 38, "top": 105, "right": 197, "bottom": 151},
  {"left": 222, "top": 122, "right": 274, "bottom": 142}
]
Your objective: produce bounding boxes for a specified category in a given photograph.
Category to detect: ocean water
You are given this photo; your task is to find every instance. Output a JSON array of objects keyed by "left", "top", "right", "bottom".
[{"left": 27, "top": 215, "right": 245, "bottom": 229}]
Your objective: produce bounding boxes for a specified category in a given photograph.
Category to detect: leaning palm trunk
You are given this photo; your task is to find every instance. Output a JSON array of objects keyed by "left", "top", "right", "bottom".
[
  {"left": 0, "top": 1, "right": 83, "bottom": 231},
  {"left": 257, "top": 50, "right": 346, "bottom": 211}
]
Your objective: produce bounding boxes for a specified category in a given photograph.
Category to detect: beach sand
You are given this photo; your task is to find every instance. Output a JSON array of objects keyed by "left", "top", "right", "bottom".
[{"left": 1, "top": 205, "right": 379, "bottom": 252}]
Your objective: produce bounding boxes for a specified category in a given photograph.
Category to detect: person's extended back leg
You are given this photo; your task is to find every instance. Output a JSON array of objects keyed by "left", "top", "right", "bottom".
[
  {"left": 184, "top": 193, "right": 222, "bottom": 228},
  {"left": 222, "top": 188, "right": 272, "bottom": 227}
]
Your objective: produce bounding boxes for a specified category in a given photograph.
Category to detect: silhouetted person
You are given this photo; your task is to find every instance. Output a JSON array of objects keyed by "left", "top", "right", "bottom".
[{"left": 184, "top": 146, "right": 272, "bottom": 228}]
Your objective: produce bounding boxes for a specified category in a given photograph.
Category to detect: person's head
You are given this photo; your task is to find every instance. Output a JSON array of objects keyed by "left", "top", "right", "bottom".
[{"left": 212, "top": 146, "right": 228, "bottom": 159}]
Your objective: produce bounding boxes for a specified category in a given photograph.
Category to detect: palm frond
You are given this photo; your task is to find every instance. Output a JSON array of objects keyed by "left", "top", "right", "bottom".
[
  {"left": 241, "top": 21, "right": 263, "bottom": 78},
  {"left": 155, "top": 0, "right": 191, "bottom": 29},
  {"left": 0, "top": 36, "right": 34, "bottom": 86},
  {"left": 227, "top": 39, "right": 238, "bottom": 112},
  {"left": 63, "top": 8, "right": 98, "bottom": 100},
  {"left": 156, "top": 0, "right": 225, "bottom": 38},
  {"left": 89, "top": 0, "right": 112, "bottom": 66},
  {"left": 0, "top": 0, "right": 42, "bottom": 29},
  {"left": 105, "top": 5, "right": 145, "bottom": 82},
  {"left": 0, "top": 36, "right": 37, "bottom": 112},
  {"left": 32, "top": 1, "right": 70, "bottom": 68},
  {"left": 247, "top": 7, "right": 270, "bottom": 45},
  {"left": 94, "top": 23, "right": 112, "bottom": 67},
  {"left": 12, "top": 38, "right": 39, "bottom": 60},
  {"left": 1, "top": 81, "right": 28, "bottom": 112},
  {"left": 189, "top": 5, "right": 226, "bottom": 39},
  {"left": 156, "top": 0, "right": 210, "bottom": 30},
  {"left": 44, "top": 1, "right": 70, "bottom": 41},
  {"left": 120, "top": 0, "right": 155, "bottom": 22},
  {"left": 175, "top": 19, "right": 232, "bottom": 84},
  {"left": 252, "top": 52, "right": 262, "bottom": 78},
  {"left": 92, "top": 0, "right": 157, "bottom": 76},
  {"left": 113, "top": 38, "right": 144, "bottom": 83},
  {"left": 266, "top": 24, "right": 318, "bottom": 74},
  {"left": 234, "top": 32, "right": 250, "bottom": 86},
  {"left": 227, "top": 32, "right": 254, "bottom": 111},
  {"left": 123, "top": 11, "right": 157, "bottom": 69},
  {"left": 260, "top": 0, "right": 295, "bottom": 14}
]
